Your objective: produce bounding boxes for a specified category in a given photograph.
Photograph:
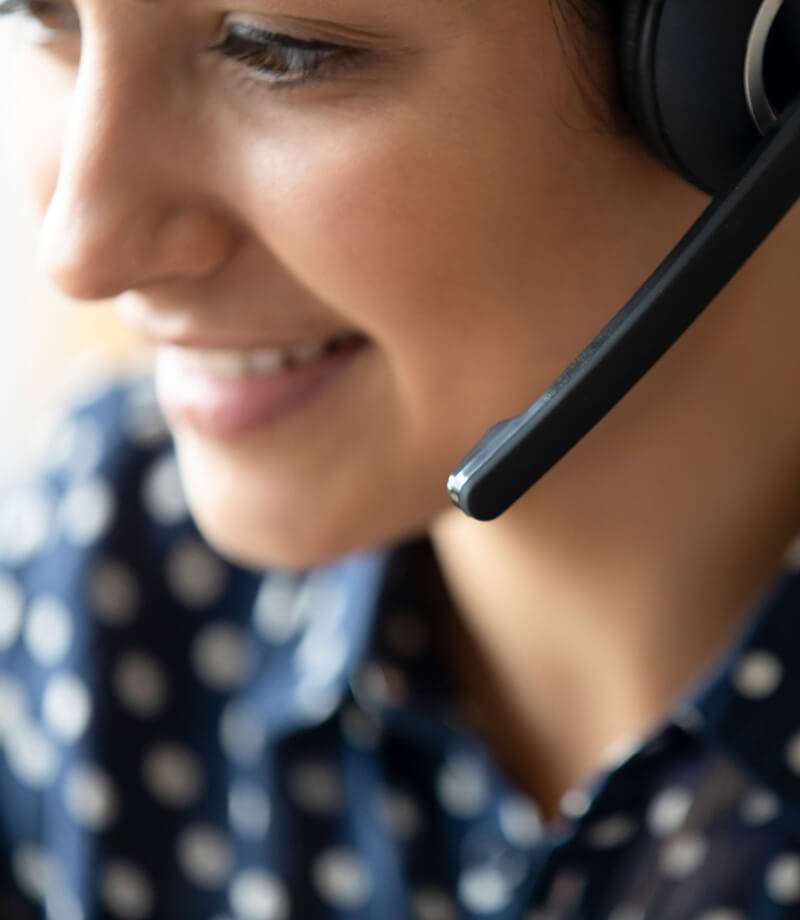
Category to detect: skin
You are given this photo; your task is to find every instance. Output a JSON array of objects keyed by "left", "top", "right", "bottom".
[{"left": 6, "top": 0, "right": 800, "bottom": 819}]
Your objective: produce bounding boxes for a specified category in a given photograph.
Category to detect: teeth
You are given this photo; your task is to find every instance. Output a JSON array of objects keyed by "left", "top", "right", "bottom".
[
  {"left": 203, "top": 351, "right": 250, "bottom": 377},
  {"left": 160, "top": 337, "right": 349, "bottom": 380},
  {"left": 287, "top": 342, "right": 326, "bottom": 364},
  {"left": 248, "top": 349, "right": 285, "bottom": 374}
]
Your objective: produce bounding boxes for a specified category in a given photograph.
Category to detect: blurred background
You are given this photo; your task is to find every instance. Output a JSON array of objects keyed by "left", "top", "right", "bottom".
[{"left": 0, "top": 35, "right": 148, "bottom": 489}]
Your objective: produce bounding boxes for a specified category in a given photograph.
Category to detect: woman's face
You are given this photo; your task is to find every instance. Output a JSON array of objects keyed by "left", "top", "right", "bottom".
[{"left": 5, "top": 0, "right": 679, "bottom": 569}]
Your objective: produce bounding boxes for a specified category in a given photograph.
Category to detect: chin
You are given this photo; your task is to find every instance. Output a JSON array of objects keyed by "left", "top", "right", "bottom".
[
  {"left": 169, "top": 426, "right": 449, "bottom": 572},
  {"left": 183, "top": 475, "right": 444, "bottom": 574},
  {"left": 184, "top": 496, "right": 348, "bottom": 572}
]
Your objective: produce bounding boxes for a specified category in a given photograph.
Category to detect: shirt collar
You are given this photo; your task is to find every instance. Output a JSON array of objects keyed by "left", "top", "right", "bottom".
[
  {"left": 348, "top": 539, "right": 800, "bottom": 828},
  {"left": 267, "top": 525, "right": 800, "bottom": 830}
]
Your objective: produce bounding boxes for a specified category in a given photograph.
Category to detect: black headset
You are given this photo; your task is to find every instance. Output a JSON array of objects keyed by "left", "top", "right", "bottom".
[{"left": 447, "top": 0, "right": 800, "bottom": 520}]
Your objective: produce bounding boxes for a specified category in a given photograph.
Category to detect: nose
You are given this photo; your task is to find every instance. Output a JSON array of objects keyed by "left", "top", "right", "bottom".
[{"left": 35, "top": 41, "right": 238, "bottom": 302}]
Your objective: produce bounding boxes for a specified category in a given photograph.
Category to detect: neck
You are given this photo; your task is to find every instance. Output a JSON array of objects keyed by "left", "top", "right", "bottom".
[{"left": 427, "top": 207, "right": 800, "bottom": 821}]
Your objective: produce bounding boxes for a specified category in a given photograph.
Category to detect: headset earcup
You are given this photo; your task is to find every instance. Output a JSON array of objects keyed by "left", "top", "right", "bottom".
[
  {"left": 619, "top": 0, "right": 769, "bottom": 195},
  {"left": 619, "top": 0, "right": 679, "bottom": 178}
]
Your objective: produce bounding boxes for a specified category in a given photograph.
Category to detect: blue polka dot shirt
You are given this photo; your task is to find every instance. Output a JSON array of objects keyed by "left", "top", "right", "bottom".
[{"left": 0, "top": 375, "right": 800, "bottom": 920}]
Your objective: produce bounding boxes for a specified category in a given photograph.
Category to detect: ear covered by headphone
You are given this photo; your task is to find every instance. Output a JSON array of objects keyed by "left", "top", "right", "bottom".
[
  {"left": 620, "top": 0, "right": 800, "bottom": 194},
  {"left": 446, "top": 0, "right": 800, "bottom": 521}
]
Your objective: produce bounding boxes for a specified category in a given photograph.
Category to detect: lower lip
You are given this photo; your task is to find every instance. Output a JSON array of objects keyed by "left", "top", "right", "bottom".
[{"left": 154, "top": 337, "right": 369, "bottom": 439}]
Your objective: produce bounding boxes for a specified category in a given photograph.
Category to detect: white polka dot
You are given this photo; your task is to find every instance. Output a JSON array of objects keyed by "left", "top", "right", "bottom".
[
  {"left": 219, "top": 701, "right": 267, "bottom": 765},
  {"left": 229, "top": 868, "right": 290, "bottom": 920},
  {"left": 312, "top": 847, "right": 373, "bottom": 910},
  {"left": 0, "top": 573, "right": 24, "bottom": 650},
  {"left": 165, "top": 539, "right": 227, "bottom": 609},
  {"left": 253, "top": 572, "right": 309, "bottom": 644},
  {"left": 44, "top": 415, "right": 104, "bottom": 478},
  {"left": 436, "top": 754, "right": 489, "bottom": 818},
  {"left": 499, "top": 796, "right": 543, "bottom": 848},
  {"left": 100, "top": 861, "right": 154, "bottom": 919},
  {"left": 599, "top": 734, "right": 642, "bottom": 770},
  {"left": 228, "top": 781, "right": 271, "bottom": 839},
  {"left": 658, "top": 831, "right": 708, "bottom": 879},
  {"left": 646, "top": 786, "right": 693, "bottom": 837},
  {"left": 113, "top": 651, "right": 168, "bottom": 719},
  {"left": 12, "top": 843, "right": 54, "bottom": 901},
  {"left": 766, "top": 852, "right": 800, "bottom": 904},
  {"left": 671, "top": 704, "right": 706, "bottom": 735},
  {"left": 142, "top": 743, "right": 204, "bottom": 808},
  {"left": 86, "top": 558, "right": 140, "bottom": 626},
  {"left": 59, "top": 476, "right": 116, "bottom": 546},
  {"left": 0, "top": 485, "right": 54, "bottom": 564},
  {"left": 733, "top": 650, "right": 783, "bottom": 698},
  {"left": 141, "top": 454, "right": 188, "bottom": 526},
  {"left": 786, "top": 733, "right": 800, "bottom": 774},
  {"left": 176, "top": 824, "right": 232, "bottom": 889},
  {"left": 457, "top": 864, "right": 513, "bottom": 914},
  {"left": 739, "top": 787, "right": 781, "bottom": 826},
  {"left": 43, "top": 671, "right": 92, "bottom": 742},
  {"left": 6, "top": 719, "right": 60, "bottom": 787},
  {"left": 287, "top": 760, "right": 344, "bottom": 816},
  {"left": 583, "top": 814, "right": 638, "bottom": 849},
  {"left": 411, "top": 887, "right": 457, "bottom": 920},
  {"left": 191, "top": 623, "right": 252, "bottom": 691},
  {"left": 352, "top": 661, "right": 409, "bottom": 709},
  {"left": 24, "top": 595, "right": 73, "bottom": 666},
  {"left": 607, "top": 907, "right": 646, "bottom": 920},
  {"left": 63, "top": 763, "right": 119, "bottom": 831},
  {"left": 559, "top": 786, "right": 591, "bottom": 819},
  {"left": 375, "top": 787, "right": 423, "bottom": 840},
  {"left": 123, "top": 380, "right": 169, "bottom": 447},
  {"left": 340, "top": 705, "right": 381, "bottom": 751}
]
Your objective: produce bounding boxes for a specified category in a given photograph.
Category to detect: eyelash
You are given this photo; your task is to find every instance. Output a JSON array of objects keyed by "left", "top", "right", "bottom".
[
  {"left": 0, "top": 0, "right": 367, "bottom": 91},
  {"left": 207, "top": 25, "right": 366, "bottom": 91}
]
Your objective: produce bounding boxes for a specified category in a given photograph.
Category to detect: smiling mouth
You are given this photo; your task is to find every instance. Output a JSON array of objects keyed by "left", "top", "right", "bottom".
[
  {"left": 154, "top": 332, "right": 371, "bottom": 439},
  {"left": 156, "top": 332, "right": 369, "bottom": 380}
]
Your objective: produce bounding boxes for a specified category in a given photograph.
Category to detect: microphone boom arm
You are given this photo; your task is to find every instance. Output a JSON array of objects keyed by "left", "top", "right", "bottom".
[{"left": 447, "top": 93, "right": 800, "bottom": 521}]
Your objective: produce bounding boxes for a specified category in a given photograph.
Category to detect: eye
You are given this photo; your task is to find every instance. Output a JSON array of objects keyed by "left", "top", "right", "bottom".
[
  {"left": 208, "top": 23, "right": 367, "bottom": 90},
  {"left": 0, "top": 2, "right": 368, "bottom": 90}
]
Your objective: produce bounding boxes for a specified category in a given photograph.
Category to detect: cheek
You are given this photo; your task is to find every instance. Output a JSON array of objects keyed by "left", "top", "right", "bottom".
[
  {"left": 244, "top": 132, "right": 516, "bottom": 416},
  {"left": 241, "top": 127, "right": 560, "bottom": 428},
  {"left": 267, "top": 144, "right": 466, "bottom": 346}
]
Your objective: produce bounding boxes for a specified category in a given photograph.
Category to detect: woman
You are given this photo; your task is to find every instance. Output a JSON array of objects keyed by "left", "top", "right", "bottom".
[{"left": 1, "top": 0, "right": 800, "bottom": 916}]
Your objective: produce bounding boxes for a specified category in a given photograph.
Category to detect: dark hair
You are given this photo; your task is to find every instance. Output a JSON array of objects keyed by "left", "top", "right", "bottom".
[{"left": 549, "top": 0, "right": 635, "bottom": 135}]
